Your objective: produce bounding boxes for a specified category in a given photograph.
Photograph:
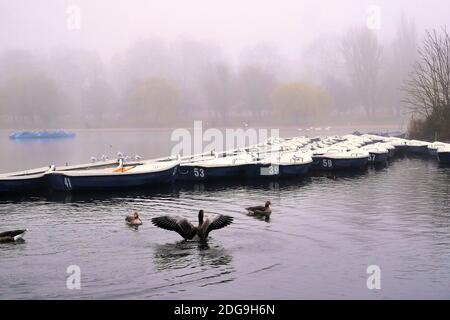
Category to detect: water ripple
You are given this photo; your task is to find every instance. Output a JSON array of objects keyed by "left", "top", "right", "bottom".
[{"left": 1, "top": 157, "right": 450, "bottom": 299}]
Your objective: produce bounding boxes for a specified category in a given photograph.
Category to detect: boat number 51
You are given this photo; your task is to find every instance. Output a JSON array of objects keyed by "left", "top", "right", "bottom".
[{"left": 193, "top": 168, "right": 205, "bottom": 178}]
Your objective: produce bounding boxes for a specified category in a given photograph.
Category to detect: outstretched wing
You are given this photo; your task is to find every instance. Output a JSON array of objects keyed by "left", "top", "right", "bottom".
[
  {"left": 0, "top": 230, "right": 26, "bottom": 238},
  {"left": 151, "top": 216, "right": 195, "bottom": 239},
  {"left": 205, "top": 215, "right": 233, "bottom": 236}
]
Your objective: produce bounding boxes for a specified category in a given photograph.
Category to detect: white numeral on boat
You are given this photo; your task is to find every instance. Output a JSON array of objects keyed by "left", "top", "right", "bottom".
[
  {"left": 272, "top": 165, "right": 279, "bottom": 174},
  {"left": 64, "top": 177, "right": 72, "bottom": 190},
  {"left": 263, "top": 165, "right": 279, "bottom": 175},
  {"left": 193, "top": 168, "right": 205, "bottom": 178},
  {"left": 323, "top": 159, "right": 333, "bottom": 168}
]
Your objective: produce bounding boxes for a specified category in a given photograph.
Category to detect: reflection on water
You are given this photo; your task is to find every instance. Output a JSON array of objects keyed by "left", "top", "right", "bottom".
[
  {"left": 0, "top": 187, "right": 179, "bottom": 204},
  {"left": 153, "top": 241, "right": 233, "bottom": 271},
  {"left": 127, "top": 225, "right": 140, "bottom": 231},
  {"left": 247, "top": 214, "right": 271, "bottom": 223},
  {"left": 150, "top": 240, "right": 235, "bottom": 296}
]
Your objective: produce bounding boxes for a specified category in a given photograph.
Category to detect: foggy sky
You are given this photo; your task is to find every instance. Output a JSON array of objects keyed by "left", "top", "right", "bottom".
[{"left": 1, "top": 0, "right": 449, "bottom": 63}]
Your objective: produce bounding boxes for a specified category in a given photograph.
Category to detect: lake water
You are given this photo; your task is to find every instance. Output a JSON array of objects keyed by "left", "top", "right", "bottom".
[{"left": 1, "top": 128, "right": 450, "bottom": 299}]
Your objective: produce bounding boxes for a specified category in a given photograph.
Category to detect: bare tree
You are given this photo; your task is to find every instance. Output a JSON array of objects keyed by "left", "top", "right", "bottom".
[{"left": 402, "top": 27, "right": 450, "bottom": 119}]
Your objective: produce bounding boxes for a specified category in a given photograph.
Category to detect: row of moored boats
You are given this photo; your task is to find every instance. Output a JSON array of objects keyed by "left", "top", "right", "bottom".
[{"left": 1, "top": 134, "right": 449, "bottom": 193}]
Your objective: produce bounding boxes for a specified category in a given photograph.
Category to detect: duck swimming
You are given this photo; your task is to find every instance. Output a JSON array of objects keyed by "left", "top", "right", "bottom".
[
  {"left": 246, "top": 201, "right": 272, "bottom": 219},
  {"left": 125, "top": 212, "right": 142, "bottom": 226},
  {"left": 0, "top": 230, "right": 28, "bottom": 243},
  {"left": 151, "top": 210, "right": 233, "bottom": 241}
]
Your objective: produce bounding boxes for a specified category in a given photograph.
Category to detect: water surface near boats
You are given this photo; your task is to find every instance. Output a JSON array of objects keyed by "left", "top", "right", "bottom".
[
  {"left": 1, "top": 129, "right": 450, "bottom": 299},
  {"left": 1, "top": 157, "right": 450, "bottom": 299}
]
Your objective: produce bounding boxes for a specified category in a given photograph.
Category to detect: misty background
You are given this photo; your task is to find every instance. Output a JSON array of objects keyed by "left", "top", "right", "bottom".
[{"left": 0, "top": 0, "right": 448, "bottom": 129}]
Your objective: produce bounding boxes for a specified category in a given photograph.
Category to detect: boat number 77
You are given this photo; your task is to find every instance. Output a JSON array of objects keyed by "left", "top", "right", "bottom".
[{"left": 193, "top": 168, "right": 205, "bottom": 178}]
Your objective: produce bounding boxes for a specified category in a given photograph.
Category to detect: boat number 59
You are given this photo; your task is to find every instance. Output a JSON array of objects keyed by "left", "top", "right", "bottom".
[
  {"left": 193, "top": 168, "right": 205, "bottom": 178},
  {"left": 323, "top": 159, "right": 333, "bottom": 168}
]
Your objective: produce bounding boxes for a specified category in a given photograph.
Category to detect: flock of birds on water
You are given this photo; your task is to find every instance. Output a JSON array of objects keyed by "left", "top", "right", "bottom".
[{"left": 0, "top": 201, "right": 272, "bottom": 244}]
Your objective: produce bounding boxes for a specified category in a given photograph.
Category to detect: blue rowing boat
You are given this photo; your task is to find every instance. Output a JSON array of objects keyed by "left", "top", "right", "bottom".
[
  {"left": 243, "top": 152, "right": 312, "bottom": 178},
  {"left": 177, "top": 154, "right": 251, "bottom": 181},
  {"left": 312, "top": 150, "right": 370, "bottom": 171},
  {"left": 9, "top": 131, "right": 76, "bottom": 139},
  {"left": 0, "top": 166, "right": 51, "bottom": 193},
  {"left": 46, "top": 159, "right": 179, "bottom": 191}
]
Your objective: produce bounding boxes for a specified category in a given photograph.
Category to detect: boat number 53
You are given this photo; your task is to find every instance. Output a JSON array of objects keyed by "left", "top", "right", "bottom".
[
  {"left": 193, "top": 168, "right": 205, "bottom": 178},
  {"left": 322, "top": 159, "right": 333, "bottom": 168}
]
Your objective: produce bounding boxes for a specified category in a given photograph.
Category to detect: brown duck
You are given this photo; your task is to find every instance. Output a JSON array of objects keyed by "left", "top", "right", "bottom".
[
  {"left": 246, "top": 201, "right": 272, "bottom": 218},
  {"left": 125, "top": 212, "right": 142, "bottom": 226}
]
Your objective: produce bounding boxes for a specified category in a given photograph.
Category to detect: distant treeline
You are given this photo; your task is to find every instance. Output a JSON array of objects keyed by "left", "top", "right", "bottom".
[{"left": 0, "top": 17, "right": 419, "bottom": 129}]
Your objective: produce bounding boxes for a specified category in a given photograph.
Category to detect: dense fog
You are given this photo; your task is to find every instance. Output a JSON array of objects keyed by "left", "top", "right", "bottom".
[{"left": 0, "top": 0, "right": 448, "bottom": 129}]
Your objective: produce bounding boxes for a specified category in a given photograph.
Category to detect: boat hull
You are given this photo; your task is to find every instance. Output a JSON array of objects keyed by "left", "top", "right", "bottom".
[
  {"left": 47, "top": 165, "right": 178, "bottom": 191},
  {"left": 387, "top": 149, "right": 396, "bottom": 159},
  {"left": 368, "top": 152, "right": 389, "bottom": 164},
  {"left": 176, "top": 165, "right": 243, "bottom": 181},
  {"left": 408, "top": 145, "right": 429, "bottom": 155},
  {"left": 394, "top": 145, "right": 409, "bottom": 155},
  {"left": 437, "top": 151, "right": 450, "bottom": 164},
  {"left": 279, "top": 163, "right": 311, "bottom": 177},
  {"left": 0, "top": 175, "right": 46, "bottom": 193},
  {"left": 243, "top": 162, "right": 311, "bottom": 178},
  {"left": 312, "top": 156, "right": 369, "bottom": 171},
  {"left": 428, "top": 148, "right": 438, "bottom": 157}
]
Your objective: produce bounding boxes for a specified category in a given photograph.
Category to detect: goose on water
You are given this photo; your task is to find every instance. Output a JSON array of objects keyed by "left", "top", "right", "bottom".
[
  {"left": 246, "top": 201, "right": 272, "bottom": 219},
  {"left": 125, "top": 212, "right": 142, "bottom": 226},
  {"left": 151, "top": 210, "right": 233, "bottom": 241},
  {"left": 0, "top": 230, "right": 28, "bottom": 243}
]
